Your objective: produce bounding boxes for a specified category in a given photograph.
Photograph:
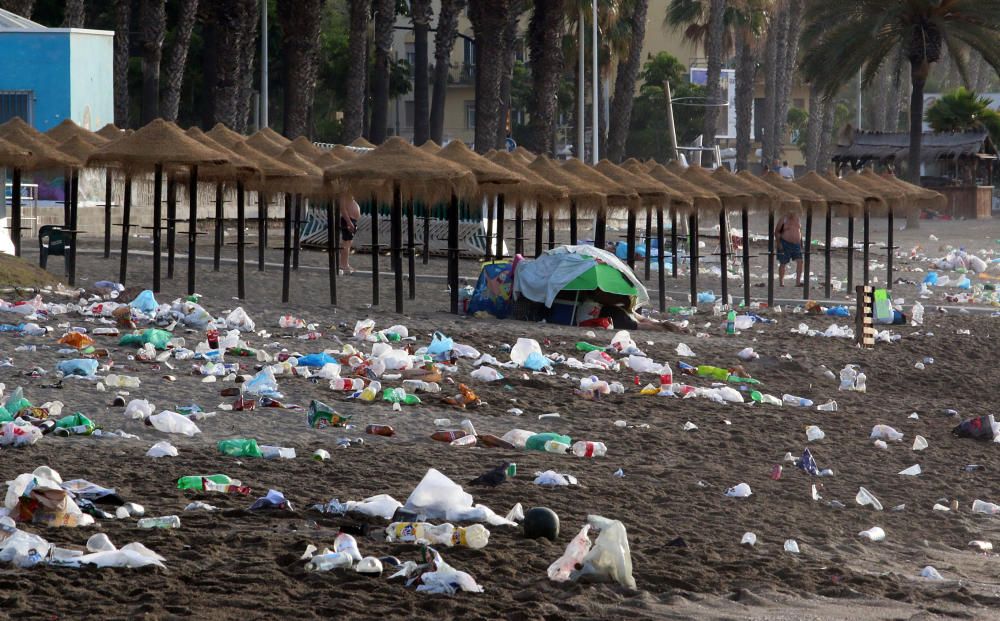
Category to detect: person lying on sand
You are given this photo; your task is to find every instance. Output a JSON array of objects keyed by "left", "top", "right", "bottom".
[{"left": 597, "top": 303, "right": 689, "bottom": 333}]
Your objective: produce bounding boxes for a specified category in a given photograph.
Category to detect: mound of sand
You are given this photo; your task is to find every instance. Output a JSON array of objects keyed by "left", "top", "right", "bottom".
[{"left": 0, "top": 253, "right": 62, "bottom": 289}]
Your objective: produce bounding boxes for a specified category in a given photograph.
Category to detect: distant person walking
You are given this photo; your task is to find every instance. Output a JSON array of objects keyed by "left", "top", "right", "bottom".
[
  {"left": 779, "top": 160, "right": 795, "bottom": 180},
  {"left": 775, "top": 211, "right": 803, "bottom": 287}
]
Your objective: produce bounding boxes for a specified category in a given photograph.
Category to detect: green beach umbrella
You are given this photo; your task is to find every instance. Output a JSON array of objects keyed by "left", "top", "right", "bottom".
[{"left": 562, "top": 262, "right": 638, "bottom": 297}]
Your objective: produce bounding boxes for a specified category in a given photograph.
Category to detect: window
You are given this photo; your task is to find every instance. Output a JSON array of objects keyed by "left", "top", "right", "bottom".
[
  {"left": 405, "top": 43, "right": 416, "bottom": 73},
  {"left": 753, "top": 98, "right": 765, "bottom": 141},
  {"left": 404, "top": 101, "right": 415, "bottom": 128},
  {"left": 464, "top": 101, "right": 475, "bottom": 129},
  {"left": 463, "top": 39, "right": 475, "bottom": 67},
  {"left": 0, "top": 91, "right": 32, "bottom": 125}
]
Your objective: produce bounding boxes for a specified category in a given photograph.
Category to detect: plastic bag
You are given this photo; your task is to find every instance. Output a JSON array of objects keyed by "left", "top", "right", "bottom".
[
  {"left": 510, "top": 338, "right": 542, "bottom": 367},
  {"left": 570, "top": 516, "right": 635, "bottom": 589},
  {"left": 403, "top": 468, "right": 474, "bottom": 520},
  {"left": 0, "top": 420, "right": 42, "bottom": 447},
  {"left": 416, "top": 549, "right": 483, "bottom": 594},
  {"left": 129, "top": 290, "right": 158, "bottom": 314},
  {"left": 146, "top": 441, "right": 178, "bottom": 458},
  {"left": 119, "top": 329, "right": 173, "bottom": 350},
  {"left": 952, "top": 415, "right": 998, "bottom": 441},
  {"left": 124, "top": 399, "right": 155, "bottom": 420},
  {"left": 426, "top": 331, "right": 454, "bottom": 356},
  {"left": 870, "top": 424, "right": 904, "bottom": 442},
  {"left": 533, "top": 471, "right": 577, "bottom": 486},
  {"left": 225, "top": 307, "right": 255, "bottom": 332},
  {"left": 296, "top": 353, "right": 339, "bottom": 368},
  {"left": 57, "top": 332, "right": 95, "bottom": 350},
  {"left": 148, "top": 411, "right": 201, "bottom": 436},
  {"left": 4, "top": 387, "right": 32, "bottom": 415},
  {"left": 548, "top": 524, "right": 592, "bottom": 581},
  {"left": 470, "top": 367, "right": 503, "bottom": 382},
  {"left": 56, "top": 359, "right": 98, "bottom": 378},
  {"left": 242, "top": 367, "right": 279, "bottom": 396},
  {"left": 676, "top": 343, "right": 696, "bottom": 357}
]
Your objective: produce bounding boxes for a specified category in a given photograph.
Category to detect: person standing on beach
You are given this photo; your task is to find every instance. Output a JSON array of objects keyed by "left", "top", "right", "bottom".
[
  {"left": 339, "top": 197, "right": 361, "bottom": 274},
  {"left": 779, "top": 160, "right": 795, "bottom": 180},
  {"left": 775, "top": 211, "right": 803, "bottom": 287}
]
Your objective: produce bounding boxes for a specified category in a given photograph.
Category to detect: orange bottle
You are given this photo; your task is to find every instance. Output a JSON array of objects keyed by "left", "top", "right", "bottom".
[{"left": 365, "top": 424, "right": 396, "bottom": 437}]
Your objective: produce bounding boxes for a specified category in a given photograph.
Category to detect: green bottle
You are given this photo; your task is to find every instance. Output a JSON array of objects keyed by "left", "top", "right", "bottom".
[
  {"left": 217, "top": 438, "right": 264, "bottom": 458},
  {"left": 575, "top": 342, "right": 605, "bottom": 352},
  {"left": 177, "top": 474, "right": 234, "bottom": 490},
  {"left": 726, "top": 310, "right": 736, "bottom": 335},
  {"left": 696, "top": 365, "right": 731, "bottom": 381}
]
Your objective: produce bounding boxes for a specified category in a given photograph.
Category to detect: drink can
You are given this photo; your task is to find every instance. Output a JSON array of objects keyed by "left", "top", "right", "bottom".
[
  {"left": 770, "top": 464, "right": 782, "bottom": 480},
  {"left": 505, "top": 463, "right": 516, "bottom": 478}
]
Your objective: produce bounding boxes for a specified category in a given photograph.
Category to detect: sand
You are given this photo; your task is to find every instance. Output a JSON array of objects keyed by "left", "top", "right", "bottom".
[{"left": 1, "top": 215, "right": 999, "bottom": 620}]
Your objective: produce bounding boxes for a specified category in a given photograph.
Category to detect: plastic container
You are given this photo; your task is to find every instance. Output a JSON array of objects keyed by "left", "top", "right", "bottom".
[
  {"left": 217, "top": 438, "right": 264, "bottom": 458},
  {"left": 525, "top": 432, "right": 572, "bottom": 451},
  {"left": 571, "top": 441, "right": 607, "bottom": 457},
  {"left": 782, "top": 394, "right": 813, "bottom": 407},
  {"left": 138, "top": 516, "right": 181, "bottom": 529}
]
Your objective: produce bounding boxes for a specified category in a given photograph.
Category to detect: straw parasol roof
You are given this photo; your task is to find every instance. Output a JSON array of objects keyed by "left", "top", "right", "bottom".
[
  {"left": 640, "top": 161, "right": 721, "bottom": 212},
  {"left": 314, "top": 150, "right": 342, "bottom": 169},
  {"left": 418, "top": 140, "right": 441, "bottom": 154},
  {"left": 528, "top": 155, "right": 606, "bottom": 210},
  {"left": 712, "top": 167, "right": 777, "bottom": 211},
  {"left": 331, "top": 144, "right": 358, "bottom": 160},
  {"left": 0, "top": 123, "right": 80, "bottom": 170},
  {"left": 47, "top": 119, "right": 108, "bottom": 146},
  {"left": 228, "top": 139, "right": 304, "bottom": 193},
  {"left": 57, "top": 135, "right": 99, "bottom": 167},
  {"left": 260, "top": 126, "right": 291, "bottom": 146},
  {"left": 619, "top": 160, "right": 694, "bottom": 212},
  {"left": 668, "top": 162, "right": 750, "bottom": 209},
  {"left": 735, "top": 170, "right": 801, "bottom": 214},
  {"left": 513, "top": 146, "right": 536, "bottom": 162},
  {"left": 877, "top": 172, "right": 947, "bottom": 212},
  {"left": 350, "top": 137, "right": 376, "bottom": 149},
  {"left": 183, "top": 127, "right": 261, "bottom": 182},
  {"left": 794, "top": 171, "right": 863, "bottom": 215},
  {"left": 245, "top": 131, "right": 287, "bottom": 158},
  {"left": 88, "top": 119, "right": 229, "bottom": 171},
  {"left": 95, "top": 123, "right": 124, "bottom": 141},
  {"left": 0, "top": 136, "right": 31, "bottom": 169},
  {"left": 760, "top": 171, "right": 827, "bottom": 212},
  {"left": 486, "top": 150, "right": 569, "bottom": 205},
  {"left": 290, "top": 136, "right": 326, "bottom": 161},
  {"left": 841, "top": 169, "right": 907, "bottom": 213},
  {"left": 0, "top": 117, "right": 59, "bottom": 146},
  {"left": 561, "top": 158, "right": 638, "bottom": 207},
  {"left": 436, "top": 139, "right": 526, "bottom": 198},
  {"left": 274, "top": 147, "right": 326, "bottom": 196},
  {"left": 205, "top": 123, "right": 247, "bottom": 149},
  {"left": 595, "top": 159, "right": 674, "bottom": 207},
  {"left": 323, "top": 136, "right": 477, "bottom": 204}
]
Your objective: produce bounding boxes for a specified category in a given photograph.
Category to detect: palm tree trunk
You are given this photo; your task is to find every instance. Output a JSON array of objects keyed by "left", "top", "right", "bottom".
[
  {"left": 468, "top": 0, "right": 511, "bottom": 153},
  {"left": 139, "top": 0, "right": 167, "bottom": 125},
  {"left": 207, "top": 0, "right": 245, "bottom": 129},
  {"left": 160, "top": 0, "right": 199, "bottom": 123},
  {"left": 495, "top": 3, "right": 522, "bottom": 149},
  {"left": 62, "top": 0, "right": 85, "bottom": 27},
  {"left": 804, "top": 84, "right": 824, "bottom": 171},
  {"left": 607, "top": 0, "right": 648, "bottom": 163},
  {"left": 734, "top": 33, "right": 756, "bottom": 171},
  {"left": 773, "top": 0, "right": 804, "bottom": 161},
  {"left": 818, "top": 98, "right": 835, "bottom": 172},
  {"left": 279, "top": 0, "right": 326, "bottom": 138},
  {"left": 869, "top": 65, "right": 890, "bottom": 131},
  {"left": 235, "top": 0, "right": 260, "bottom": 132},
  {"left": 430, "top": 0, "right": 466, "bottom": 144},
  {"left": 701, "top": 0, "right": 726, "bottom": 164},
  {"left": 370, "top": 0, "right": 394, "bottom": 143},
  {"left": 411, "top": 0, "right": 432, "bottom": 144},
  {"left": 526, "top": 0, "right": 564, "bottom": 155},
  {"left": 0, "top": 0, "right": 34, "bottom": 18},
  {"left": 760, "top": 9, "right": 780, "bottom": 167},
  {"left": 114, "top": 0, "right": 131, "bottom": 127},
  {"left": 343, "top": 0, "right": 371, "bottom": 142},
  {"left": 906, "top": 64, "right": 926, "bottom": 229}
]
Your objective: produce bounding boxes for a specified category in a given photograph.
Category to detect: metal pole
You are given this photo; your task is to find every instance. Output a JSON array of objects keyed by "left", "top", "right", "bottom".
[
  {"left": 281, "top": 193, "right": 292, "bottom": 302},
  {"left": 237, "top": 181, "right": 246, "bottom": 299},
  {"left": 514, "top": 201, "right": 523, "bottom": 256},
  {"left": 422, "top": 201, "right": 430, "bottom": 265},
  {"left": 657, "top": 207, "right": 665, "bottom": 312},
  {"left": 68, "top": 170, "right": 78, "bottom": 286},
  {"left": 213, "top": 183, "right": 224, "bottom": 271},
  {"left": 824, "top": 208, "right": 832, "bottom": 298},
  {"left": 689, "top": 212, "right": 699, "bottom": 306},
  {"left": 484, "top": 198, "right": 494, "bottom": 260},
  {"left": 664, "top": 81, "right": 680, "bottom": 160},
  {"left": 742, "top": 208, "right": 750, "bottom": 306},
  {"left": 671, "top": 208, "right": 678, "bottom": 278},
  {"left": 802, "top": 206, "right": 812, "bottom": 299},
  {"left": 258, "top": 192, "right": 267, "bottom": 271},
  {"left": 293, "top": 194, "right": 303, "bottom": 270},
  {"left": 448, "top": 194, "right": 459, "bottom": 314},
  {"left": 119, "top": 175, "right": 131, "bottom": 284},
  {"left": 578, "top": 9, "right": 585, "bottom": 159},
  {"left": 594, "top": 206, "right": 606, "bottom": 249},
  {"left": 591, "top": 0, "right": 599, "bottom": 164},
  {"left": 11, "top": 169, "right": 20, "bottom": 256},
  {"left": 863, "top": 203, "right": 870, "bottom": 285},
  {"left": 644, "top": 206, "right": 652, "bottom": 280},
  {"left": 718, "top": 208, "right": 728, "bottom": 305},
  {"left": 261, "top": 0, "right": 269, "bottom": 128},
  {"left": 767, "top": 209, "right": 775, "bottom": 307},
  {"left": 103, "top": 169, "right": 112, "bottom": 258},
  {"left": 407, "top": 199, "right": 416, "bottom": 299},
  {"left": 371, "top": 195, "right": 380, "bottom": 306},
  {"left": 886, "top": 208, "right": 894, "bottom": 290},
  {"left": 327, "top": 199, "right": 337, "bottom": 305},
  {"left": 534, "top": 205, "right": 543, "bottom": 257},
  {"left": 187, "top": 166, "right": 199, "bottom": 295},
  {"left": 626, "top": 208, "right": 637, "bottom": 270},
  {"left": 847, "top": 214, "right": 854, "bottom": 290},
  {"left": 152, "top": 164, "right": 163, "bottom": 292},
  {"left": 167, "top": 175, "right": 176, "bottom": 278},
  {"left": 391, "top": 184, "right": 404, "bottom": 313}
]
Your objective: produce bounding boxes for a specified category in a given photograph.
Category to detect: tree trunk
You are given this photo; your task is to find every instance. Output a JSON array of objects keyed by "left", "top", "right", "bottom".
[
  {"left": 773, "top": 0, "right": 803, "bottom": 164},
  {"left": 573, "top": 37, "right": 583, "bottom": 160},
  {"left": 430, "top": 0, "right": 466, "bottom": 144},
  {"left": 62, "top": 0, "right": 85, "bottom": 27},
  {"left": 279, "top": 0, "right": 326, "bottom": 138},
  {"left": 804, "top": 83, "right": 824, "bottom": 171},
  {"left": 411, "top": 0, "right": 432, "bottom": 144},
  {"left": 235, "top": 0, "right": 259, "bottom": 132},
  {"left": 701, "top": 0, "right": 726, "bottom": 164},
  {"left": 113, "top": 0, "right": 131, "bottom": 127},
  {"left": 139, "top": 0, "right": 167, "bottom": 125},
  {"left": 369, "top": 0, "right": 394, "bottom": 143},
  {"left": 868, "top": 65, "right": 890, "bottom": 131},
  {"left": 906, "top": 64, "right": 926, "bottom": 229},
  {"left": 597, "top": 74, "right": 607, "bottom": 159},
  {"left": 817, "top": 97, "right": 835, "bottom": 172},
  {"left": 0, "top": 0, "right": 34, "bottom": 19},
  {"left": 734, "top": 33, "right": 756, "bottom": 171},
  {"left": 526, "top": 0, "right": 564, "bottom": 155},
  {"left": 495, "top": 3, "right": 521, "bottom": 149},
  {"left": 468, "top": 0, "right": 510, "bottom": 153},
  {"left": 207, "top": 0, "right": 245, "bottom": 129},
  {"left": 607, "top": 0, "right": 648, "bottom": 163},
  {"left": 760, "top": 8, "right": 780, "bottom": 167},
  {"left": 160, "top": 0, "right": 199, "bottom": 122},
  {"left": 343, "top": 0, "right": 371, "bottom": 142}
]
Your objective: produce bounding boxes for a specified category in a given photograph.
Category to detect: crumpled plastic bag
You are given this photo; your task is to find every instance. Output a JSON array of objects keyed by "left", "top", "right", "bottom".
[
  {"left": 415, "top": 549, "right": 483, "bottom": 594},
  {"left": 148, "top": 411, "right": 200, "bottom": 436},
  {"left": 146, "top": 441, "right": 178, "bottom": 457},
  {"left": 119, "top": 328, "right": 173, "bottom": 350},
  {"left": 426, "top": 331, "right": 454, "bottom": 356},
  {"left": 57, "top": 332, "right": 95, "bottom": 350},
  {"left": 6, "top": 467, "right": 94, "bottom": 527},
  {"left": 952, "top": 414, "right": 999, "bottom": 441},
  {"left": 0, "top": 420, "right": 42, "bottom": 447},
  {"left": 129, "top": 290, "right": 158, "bottom": 314},
  {"left": 61, "top": 538, "right": 166, "bottom": 569},
  {"left": 548, "top": 524, "right": 592, "bottom": 581},
  {"left": 225, "top": 307, "right": 255, "bottom": 332},
  {"left": 124, "top": 399, "right": 155, "bottom": 420},
  {"left": 296, "top": 353, "right": 339, "bottom": 368},
  {"left": 570, "top": 515, "right": 636, "bottom": 589},
  {"left": 404, "top": 469, "right": 473, "bottom": 519},
  {"left": 510, "top": 338, "right": 543, "bottom": 368},
  {"left": 56, "top": 359, "right": 98, "bottom": 378},
  {"left": 242, "top": 367, "right": 279, "bottom": 397},
  {"left": 534, "top": 471, "right": 578, "bottom": 486},
  {"left": 314, "top": 494, "right": 402, "bottom": 519}
]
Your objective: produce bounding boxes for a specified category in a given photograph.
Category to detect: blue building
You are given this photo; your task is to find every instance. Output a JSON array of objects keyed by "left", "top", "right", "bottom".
[{"left": 0, "top": 9, "right": 113, "bottom": 132}]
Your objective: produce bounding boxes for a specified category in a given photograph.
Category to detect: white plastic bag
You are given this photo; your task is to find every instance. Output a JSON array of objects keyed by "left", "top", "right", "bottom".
[
  {"left": 470, "top": 366, "right": 504, "bottom": 382},
  {"left": 870, "top": 424, "right": 903, "bottom": 442},
  {"left": 725, "top": 483, "right": 753, "bottom": 498},
  {"left": 548, "top": 524, "right": 591, "bottom": 581},
  {"left": 510, "top": 338, "right": 543, "bottom": 366},
  {"left": 0, "top": 420, "right": 43, "bottom": 447},
  {"left": 416, "top": 549, "right": 483, "bottom": 594},
  {"left": 403, "top": 469, "right": 473, "bottom": 520},
  {"left": 124, "top": 399, "right": 155, "bottom": 420},
  {"left": 225, "top": 307, "right": 255, "bottom": 332},
  {"left": 676, "top": 343, "right": 696, "bottom": 357},
  {"left": 570, "top": 516, "right": 635, "bottom": 589},
  {"left": 146, "top": 441, "right": 178, "bottom": 457},
  {"left": 533, "top": 471, "right": 578, "bottom": 486},
  {"left": 148, "top": 411, "right": 201, "bottom": 436}
]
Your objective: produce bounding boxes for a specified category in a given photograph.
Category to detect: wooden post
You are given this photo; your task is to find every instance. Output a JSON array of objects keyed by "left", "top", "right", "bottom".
[
  {"left": 514, "top": 201, "right": 524, "bottom": 256},
  {"left": 644, "top": 206, "right": 652, "bottom": 281},
  {"left": 657, "top": 206, "right": 665, "bottom": 312},
  {"left": 236, "top": 181, "right": 246, "bottom": 300},
  {"left": 689, "top": 212, "right": 699, "bottom": 306},
  {"left": 484, "top": 197, "right": 494, "bottom": 260},
  {"left": 11, "top": 169, "right": 21, "bottom": 256},
  {"left": 594, "top": 205, "right": 606, "bottom": 249},
  {"left": 187, "top": 166, "right": 199, "bottom": 295},
  {"left": 103, "top": 169, "right": 112, "bottom": 258},
  {"left": 767, "top": 210, "right": 775, "bottom": 308},
  {"left": 391, "top": 184, "right": 404, "bottom": 313},
  {"left": 863, "top": 203, "right": 870, "bottom": 285},
  {"left": 63, "top": 170, "right": 71, "bottom": 229},
  {"left": 293, "top": 194, "right": 303, "bottom": 270},
  {"left": 213, "top": 183, "right": 224, "bottom": 272},
  {"left": 742, "top": 207, "right": 750, "bottom": 306},
  {"left": 281, "top": 193, "right": 293, "bottom": 303},
  {"left": 824, "top": 208, "right": 832, "bottom": 298},
  {"left": 68, "top": 170, "right": 79, "bottom": 286},
  {"left": 670, "top": 209, "right": 678, "bottom": 278},
  {"left": 626, "top": 208, "right": 637, "bottom": 271},
  {"left": 152, "top": 164, "right": 163, "bottom": 292},
  {"left": 569, "top": 200, "right": 578, "bottom": 245},
  {"left": 548, "top": 210, "right": 555, "bottom": 248},
  {"left": 846, "top": 214, "right": 854, "bottom": 290},
  {"left": 327, "top": 200, "right": 337, "bottom": 305},
  {"left": 166, "top": 175, "right": 176, "bottom": 278},
  {"left": 886, "top": 208, "right": 894, "bottom": 290},
  {"left": 449, "top": 194, "right": 460, "bottom": 314},
  {"left": 332, "top": 201, "right": 341, "bottom": 272},
  {"left": 718, "top": 208, "right": 728, "bottom": 305},
  {"left": 534, "top": 205, "right": 543, "bottom": 257},
  {"left": 119, "top": 174, "right": 132, "bottom": 284},
  {"left": 371, "top": 194, "right": 380, "bottom": 307},
  {"left": 422, "top": 201, "right": 431, "bottom": 265},
  {"left": 495, "top": 193, "right": 505, "bottom": 259},
  {"left": 407, "top": 199, "right": 416, "bottom": 300},
  {"left": 258, "top": 192, "right": 268, "bottom": 271},
  {"left": 802, "top": 206, "right": 812, "bottom": 299}
]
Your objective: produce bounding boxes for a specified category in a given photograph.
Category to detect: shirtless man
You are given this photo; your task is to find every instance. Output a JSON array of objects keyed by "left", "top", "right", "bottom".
[
  {"left": 775, "top": 211, "right": 803, "bottom": 287},
  {"left": 339, "top": 196, "right": 361, "bottom": 274}
]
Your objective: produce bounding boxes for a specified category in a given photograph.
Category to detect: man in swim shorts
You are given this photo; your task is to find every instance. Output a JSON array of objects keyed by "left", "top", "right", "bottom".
[{"left": 775, "top": 212, "right": 802, "bottom": 287}]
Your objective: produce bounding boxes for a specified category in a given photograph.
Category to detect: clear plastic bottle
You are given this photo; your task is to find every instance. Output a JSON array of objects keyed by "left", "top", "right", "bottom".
[
  {"left": 571, "top": 441, "right": 607, "bottom": 457},
  {"left": 260, "top": 445, "right": 296, "bottom": 459},
  {"left": 385, "top": 522, "right": 455, "bottom": 545},
  {"left": 460, "top": 419, "right": 477, "bottom": 437},
  {"left": 137, "top": 515, "right": 181, "bottom": 529},
  {"left": 452, "top": 524, "right": 490, "bottom": 549},
  {"left": 751, "top": 391, "right": 783, "bottom": 406},
  {"left": 782, "top": 394, "right": 813, "bottom": 407},
  {"left": 104, "top": 374, "right": 141, "bottom": 388},
  {"left": 854, "top": 373, "right": 867, "bottom": 393},
  {"left": 306, "top": 551, "right": 354, "bottom": 571},
  {"left": 334, "top": 533, "right": 362, "bottom": 561},
  {"left": 544, "top": 440, "right": 570, "bottom": 453},
  {"left": 911, "top": 301, "right": 924, "bottom": 325},
  {"left": 972, "top": 499, "right": 1000, "bottom": 514}
]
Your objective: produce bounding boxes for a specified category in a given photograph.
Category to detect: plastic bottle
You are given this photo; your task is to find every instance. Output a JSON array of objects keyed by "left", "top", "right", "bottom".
[
  {"left": 452, "top": 524, "right": 490, "bottom": 549},
  {"left": 330, "top": 378, "right": 364, "bottom": 391},
  {"left": 385, "top": 522, "right": 455, "bottom": 545},
  {"left": 817, "top": 400, "right": 838, "bottom": 412},
  {"left": 782, "top": 394, "right": 814, "bottom": 407},
  {"left": 334, "top": 533, "right": 362, "bottom": 562},
  {"left": 365, "top": 424, "right": 396, "bottom": 437},
  {"left": 659, "top": 363, "right": 673, "bottom": 392},
  {"left": 401, "top": 379, "right": 441, "bottom": 393},
  {"left": 854, "top": 373, "right": 867, "bottom": 393},
  {"left": 138, "top": 516, "right": 181, "bottom": 529},
  {"left": 911, "top": 301, "right": 924, "bottom": 325},
  {"left": 524, "top": 432, "right": 572, "bottom": 451},
  {"left": 726, "top": 310, "right": 736, "bottom": 335},
  {"left": 858, "top": 527, "right": 885, "bottom": 542},
  {"left": 431, "top": 429, "right": 467, "bottom": 442},
  {"left": 575, "top": 342, "right": 606, "bottom": 353},
  {"left": 260, "top": 445, "right": 296, "bottom": 459},
  {"left": 544, "top": 440, "right": 570, "bottom": 453},
  {"left": 972, "top": 499, "right": 1000, "bottom": 514},
  {"left": 451, "top": 435, "right": 477, "bottom": 446},
  {"left": 697, "top": 365, "right": 731, "bottom": 381},
  {"left": 104, "top": 374, "right": 141, "bottom": 388},
  {"left": 571, "top": 441, "right": 607, "bottom": 457},
  {"left": 177, "top": 474, "right": 236, "bottom": 490},
  {"left": 306, "top": 552, "right": 354, "bottom": 571}
]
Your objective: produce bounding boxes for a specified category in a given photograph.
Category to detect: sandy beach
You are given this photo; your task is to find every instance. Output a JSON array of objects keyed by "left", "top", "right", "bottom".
[{"left": 2, "top": 215, "right": 1000, "bottom": 620}]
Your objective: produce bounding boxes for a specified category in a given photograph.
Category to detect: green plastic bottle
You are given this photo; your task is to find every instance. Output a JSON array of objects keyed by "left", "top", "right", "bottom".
[
  {"left": 696, "top": 365, "right": 731, "bottom": 381},
  {"left": 726, "top": 310, "right": 736, "bottom": 335},
  {"left": 177, "top": 474, "right": 234, "bottom": 490},
  {"left": 525, "top": 432, "right": 572, "bottom": 451},
  {"left": 217, "top": 438, "right": 264, "bottom": 458},
  {"left": 575, "top": 342, "right": 606, "bottom": 352}
]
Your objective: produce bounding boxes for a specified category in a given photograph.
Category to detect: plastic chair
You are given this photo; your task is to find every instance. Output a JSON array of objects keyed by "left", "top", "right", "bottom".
[{"left": 38, "top": 225, "right": 70, "bottom": 271}]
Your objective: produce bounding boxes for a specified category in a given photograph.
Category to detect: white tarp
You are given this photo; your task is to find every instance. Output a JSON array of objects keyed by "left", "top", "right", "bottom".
[{"left": 513, "top": 245, "right": 649, "bottom": 309}]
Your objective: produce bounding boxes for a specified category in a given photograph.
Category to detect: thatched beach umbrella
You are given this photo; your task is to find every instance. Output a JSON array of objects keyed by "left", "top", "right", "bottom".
[
  {"left": 55, "top": 136, "right": 100, "bottom": 285},
  {"left": 95, "top": 123, "right": 124, "bottom": 141},
  {"left": 842, "top": 170, "right": 907, "bottom": 287},
  {"left": 487, "top": 150, "right": 569, "bottom": 258},
  {"left": 878, "top": 172, "right": 947, "bottom": 288},
  {"left": 418, "top": 140, "right": 441, "bottom": 154},
  {"left": 820, "top": 170, "right": 881, "bottom": 291},
  {"left": 528, "top": 156, "right": 606, "bottom": 252},
  {"left": 0, "top": 137, "right": 31, "bottom": 258},
  {"left": 88, "top": 119, "right": 228, "bottom": 293},
  {"left": 272, "top": 147, "right": 326, "bottom": 302},
  {"left": 437, "top": 140, "right": 525, "bottom": 268},
  {"left": 47, "top": 119, "right": 107, "bottom": 147},
  {"left": 561, "top": 158, "right": 636, "bottom": 251},
  {"left": 513, "top": 146, "right": 536, "bottom": 163},
  {"left": 330, "top": 145, "right": 358, "bottom": 160},
  {"left": 795, "top": 172, "right": 863, "bottom": 298},
  {"left": 350, "top": 137, "right": 376, "bottom": 149},
  {"left": 245, "top": 131, "right": 286, "bottom": 158},
  {"left": 260, "top": 127, "right": 291, "bottom": 146},
  {"left": 324, "top": 136, "right": 477, "bottom": 313},
  {"left": 290, "top": 136, "right": 326, "bottom": 161},
  {"left": 595, "top": 160, "right": 670, "bottom": 278},
  {"left": 760, "top": 171, "right": 827, "bottom": 300}
]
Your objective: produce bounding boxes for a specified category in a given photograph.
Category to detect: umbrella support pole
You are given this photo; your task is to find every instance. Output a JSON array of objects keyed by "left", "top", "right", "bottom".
[
  {"left": 846, "top": 215, "right": 854, "bottom": 291},
  {"left": 514, "top": 201, "right": 524, "bottom": 257},
  {"left": 281, "top": 193, "right": 293, "bottom": 303},
  {"left": 119, "top": 175, "right": 132, "bottom": 284},
  {"left": 166, "top": 176, "right": 176, "bottom": 279},
  {"left": 332, "top": 202, "right": 340, "bottom": 273},
  {"left": 103, "top": 169, "right": 112, "bottom": 258},
  {"left": 824, "top": 209, "right": 832, "bottom": 298},
  {"left": 422, "top": 201, "right": 431, "bottom": 265},
  {"left": 213, "top": 183, "right": 223, "bottom": 272},
  {"left": 802, "top": 206, "right": 812, "bottom": 300},
  {"left": 548, "top": 211, "right": 555, "bottom": 249},
  {"left": 863, "top": 204, "right": 870, "bottom": 286},
  {"left": 644, "top": 206, "right": 652, "bottom": 281},
  {"left": 495, "top": 193, "right": 505, "bottom": 259},
  {"left": 534, "top": 207, "right": 543, "bottom": 257},
  {"left": 767, "top": 210, "right": 775, "bottom": 308},
  {"left": 626, "top": 208, "right": 637, "bottom": 272},
  {"left": 152, "top": 164, "right": 163, "bottom": 293},
  {"left": 484, "top": 198, "right": 494, "bottom": 260},
  {"left": 63, "top": 170, "right": 71, "bottom": 229},
  {"left": 371, "top": 194, "right": 380, "bottom": 307},
  {"left": 407, "top": 199, "right": 416, "bottom": 300},
  {"left": 742, "top": 208, "right": 750, "bottom": 307},
  {"left": 718, "top": 209, "right": 728, "bottom": 306},
  {"left": 689, "top": 212, "right": 699, "bottom": 306},
  {"left": 657, "top": 207, "right": 665, "bottom": 313},
  {"left": 670, "top": 209, "right": 678, "bottom": 279},
  {"left": 391, "top": 184, "right": 404, "bottom": 313},
  {"left": 68, "top": 170, "right": 79, "bottom": 287},
  {"left": 449, "top": 194, "right": 459, "bottom": 314},
  {"left": 886, "top": 208, "right": 894, "bottom": 290},
  {"left": 569, "top": 201, "right": 578, "bottom": 246},
  {"left": 293, "top": 195, "right": 303, "bottom": 270},
  {"left": 327, "top": 200, "right": 337, "bottom": 305},
  {"left": 258, "top": 192, "right": 267, "bottom": 272},
  {"left": 236, "top": 182, "right": 246, "bottom": 300},
  {"left": 187, "top": 166, "right": 199, "bottom": 295},
  {"left": 594, "top": 206, "right": 606, "bottom": 250}
]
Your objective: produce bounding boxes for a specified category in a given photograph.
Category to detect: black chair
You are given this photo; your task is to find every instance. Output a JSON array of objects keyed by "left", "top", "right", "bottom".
[{"left": 38, "top": 225, "right": 70, "bottom": 271}]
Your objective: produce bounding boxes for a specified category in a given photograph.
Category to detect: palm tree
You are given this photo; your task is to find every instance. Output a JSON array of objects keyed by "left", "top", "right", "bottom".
[
  {"left": 526, "top": 0, "right": 565, "bottom": 155},
  {"left": 139, "top": 0, "right": 167, "bottom": 125},
  {"left": 801, "top": 0, "right": 1000, "bottom": 188},
  {"left": 411, "top": 0, "right": 432, "bottom": 144},
  {"left": 496, "top": 2, "right": 526, "bottom": 148},
  {"left": 369, "top": 0, "right": 395, "bottom": 143},
  {"left": 343, "top": 0, "right": 371, "bottom": 142},
  {"left": 770, "top": 0, "right": 803, "bottom": 165},
  {"left": 700, "top": 0, "right": 726, "bottom": 165},
  {"left": 113, "top": 0, "right": 130, "bottom": 127},
  {"left": 63, "top": 0, "right": 85, "bottom": 27},
  {"left": 926, "top": 87, "right": 1000, "bottom": 146},
  {"left": 161, "top": 0, "right": 200, "bottom": 123},
  {"left": 204, "top": 0, "right": 255, "bottom": 130},
  {"left": 430, "top": 0, "right": 467, "bottom": 144},
  {"left": 0, "top": 0, "right": 34, "bottom": 18},
  {"left": 606, "top": 0, "right": 649, "bottom": 162},
  {"left": 468, "top": 0, "right": 513, "bottom": 153},
  {"left": 732, "top": 1, "right": 768, "bottom": 170},
  {"left": 279, "top": 0, "right": 327, "bottom": 138},
  {"left": 235, "top": 0, "right": 260, "bottom": 132}
]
